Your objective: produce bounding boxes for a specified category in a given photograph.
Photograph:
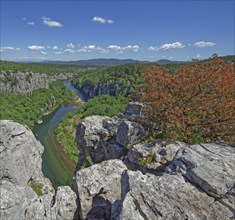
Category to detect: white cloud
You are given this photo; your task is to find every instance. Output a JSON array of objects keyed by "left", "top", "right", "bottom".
[
  {"left": 28, "top": 45, "right": 46, "bottom": 50},
  {"left": 169, "top": 56, "right": 174, "bottom": 59},
  {"left": 42, "top": 17, "right": 63, "bottom": 27},
  {"left": 148, "top": 42, "right": 185, "bottom": 51},
  {"left": 67, "top": 43, "right": 75, "bottom": 49},
  {"left": 193, "top": 41, "right": 216, "bottom": 48},
  {"left": 52, "top": 45, "right": 59, "bottom": 50},
  {"left": 54, "top": 51, "right": 63, "bottom": 55},
  {"left": 160, "top": 42, "right": 185, "bottom": 50},
  {"left": 0, "top": 47, "right": 21, "bottom": 52},
  {"left": 22, "top": 17, "right": 27, "bottom": 21},
  {"left": 64, "top": 48, "right": 76, "bottom": 53},
  {"left": 148, "top": 46, "right": 158, "bottom": 51},
  {"left": 107, "top": 19, "right": 114, "bottom": 24},
  {"left": 124, "top": 45, "right": 139, "bottom": 52},
  {"left": 92, "top": 16, "right": 114, "bottom": 24},
  {"left": 27, "top": 21, "right": 35, "bottom": 25},
  {"left": 107, "top": 44, "right": 140, "bottom": 54},
  {"left": 196, "top": 53, "right": 202, "bottom": 59},
  {"left": 40, "top": 51, "right": 47, "bottom": 55}
]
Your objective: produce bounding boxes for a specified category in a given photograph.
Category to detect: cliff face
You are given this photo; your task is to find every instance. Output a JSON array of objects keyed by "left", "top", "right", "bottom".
[
  {"left": 0, "top": 72, "right": 73, "bottom": 94},
  {"left": 75, "top": 80, "right": 133, "bottom": 100},
  {"left": 1, "top": 103, "right": 235, "bottom": 220},
  {"left": 0, "top": 120, "right": 78, "bottom": 220}
]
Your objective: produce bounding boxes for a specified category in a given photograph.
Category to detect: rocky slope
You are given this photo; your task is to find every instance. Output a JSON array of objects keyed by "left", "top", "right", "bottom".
[
  {"left": 0, "top": 72, "right": 73, "bottom": 94},
  {"left": 1, "top": 103, "right": 234, "bottom": 219},
  {"left": 74, "top": 103, "right": 235, "bottom": 219},
  {"left": 0, "top": 120, "right": 78, "bottom": 220}
]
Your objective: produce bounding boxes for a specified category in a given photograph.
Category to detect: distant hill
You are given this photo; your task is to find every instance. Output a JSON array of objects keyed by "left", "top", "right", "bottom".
[
  {"left": 41, "top": 58, "right": 188, "bottom": 66},
  {"left": 42, "top": 59, "right": 148, "bottom": 66}
]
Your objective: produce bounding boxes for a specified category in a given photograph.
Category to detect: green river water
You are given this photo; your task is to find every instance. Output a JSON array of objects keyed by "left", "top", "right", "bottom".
[{"left": 32, "top": 81, "right": 86, "bottom": 188}]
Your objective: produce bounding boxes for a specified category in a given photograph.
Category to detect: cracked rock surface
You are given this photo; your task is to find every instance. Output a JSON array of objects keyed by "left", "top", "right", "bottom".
[{"left": 0, "top": 120, "right": 77, "bottom": 220}]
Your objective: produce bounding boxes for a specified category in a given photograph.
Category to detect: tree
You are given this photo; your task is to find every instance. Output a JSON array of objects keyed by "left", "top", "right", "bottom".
[{"left": 137, "top": 57, "right": 235, "bottom": 143}]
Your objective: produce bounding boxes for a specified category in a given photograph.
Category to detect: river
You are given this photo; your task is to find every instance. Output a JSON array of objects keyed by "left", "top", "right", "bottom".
[{"left": 32, "top": 81, "right": 86, "bottom": 188}]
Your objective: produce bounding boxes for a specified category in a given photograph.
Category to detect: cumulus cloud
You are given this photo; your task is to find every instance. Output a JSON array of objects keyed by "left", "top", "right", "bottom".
[
  {"left": 160, "top": 42, "right": 185, "bottom": 50},
  {"left": 78, "top": 45, "right": 105, "bottom": 53},
  {"left": 67, "top": 43, "right": 75, "bottom": 49},
  {"left": 64, "top": 48, "right": 76, "bottom": 53},
  {"left": 52, "top": 45, "right": 59, "bottom": 50},
  {"left": 148, "top": 42, "right": 185, "bottom": 51},
  {"left": 42, "top": 17, "right": 63, "bottom": 27},
  {"left": 107, "top": 44, "right": 139, "bottom": 54},
  {"left": 27, "top": 21, "right": 35, "bottom": 25},
  {"left": 40, "top": 51, "right": 47, "bottom": 55},
  {"left": 0, "top": 47, "right": 21, "bottom": 52},
  {"left": 193, "top": 41, "right": 216, "bottom": 48},
  {"left": 92, "top": 16, "right": 114, "bottom": 24},
  {"left": 124, "top": 45, "right": 139, "bottom": 52},
  {"left": 54, "top": 51, "right": 63, "bottom": 55},
  {"left": 28, "top": 45, "right": 46, "bottom": 50}
]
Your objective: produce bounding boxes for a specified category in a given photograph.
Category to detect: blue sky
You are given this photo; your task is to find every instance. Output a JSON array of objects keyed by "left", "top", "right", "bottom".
[{"left": 0, "top": 0, "right": 234, "bottom": 61}]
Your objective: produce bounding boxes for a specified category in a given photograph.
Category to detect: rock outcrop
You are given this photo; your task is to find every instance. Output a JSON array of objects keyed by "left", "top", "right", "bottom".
[
  {"left": 0, "top": 72, "right": 73, "bottom": 94},
  {"left": 74, "top": 103, "right": 235, "bottom": 219},
  {"left": 75, "top": 80, "right": 133, "bottom": 100},
  {"left": 1, "top": 101, "right": 235, "bottom": 219},
  {"left": 0, "top": 120, "right": 78, "bottom": 220}
]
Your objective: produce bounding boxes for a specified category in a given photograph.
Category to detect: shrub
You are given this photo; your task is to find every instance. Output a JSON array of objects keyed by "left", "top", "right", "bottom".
[{"left": 138, "top": 57, "right": 235, "bottom": 143}]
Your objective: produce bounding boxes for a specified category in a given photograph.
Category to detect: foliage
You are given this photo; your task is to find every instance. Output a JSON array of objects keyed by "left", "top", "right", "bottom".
[
  {"left": 55, "top": 112, "right": 80, "bottom": 163},
  {"left": 29, "top": 180, "right": 43, "bottom": 196},
  {"left": 139, "top": 154, "right": 154, "bottom": 165},
  {"left": 137, "top": 57, "right": 235, "bottom": 143},
  {"left": 0, "top": 60, "right": 98, "bottom": 75},
  {"left": 81, "top": 94, "right": 128, "bottom": 118},
  {"left": 0, "top": 81, "right": 74, "bottom": 128},
  {"left": 72, "top": 62, "right": 145, "bottom": 92}
]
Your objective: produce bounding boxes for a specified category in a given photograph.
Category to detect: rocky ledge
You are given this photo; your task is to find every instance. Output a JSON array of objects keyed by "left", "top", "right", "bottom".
[
  {"left": 0, "top": 120, "right": 78, "bottom": 220},
  {"left": 1, "top": 102, "right": 235, "bottom": 220},
  {"left": 74, "top": 103, "right": 235, "bottom": 219}
]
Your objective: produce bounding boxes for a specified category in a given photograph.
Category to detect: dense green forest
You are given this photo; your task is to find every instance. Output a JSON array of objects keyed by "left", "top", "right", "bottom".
[
  {"left": 0, "top": 60, "right": 98, "bottom": 75},
  {"left": 0, "top": 81, "right": 75, "bottom": 128}
]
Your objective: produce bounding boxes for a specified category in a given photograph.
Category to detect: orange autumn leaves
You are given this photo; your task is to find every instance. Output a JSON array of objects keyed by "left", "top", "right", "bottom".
[{"left": 138, "top": 57, "right": 235, "bottom": 143}]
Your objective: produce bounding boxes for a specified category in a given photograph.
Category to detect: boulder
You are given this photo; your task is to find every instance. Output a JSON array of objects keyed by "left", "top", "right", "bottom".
[
  {"left": 167, "top": 142, "right": 235, "bottom": 212},
  {"left": 76, "top": 116, "right": 127, "bottom": 168},
  {"left": 116, "top": 120, "right": 146, "bottom": 149},
  {"left": 118, "top": 170, "right": 234, "bottom": 220},
  {"left": 74, "top": 159, "right": 127, "bottom": 219}
]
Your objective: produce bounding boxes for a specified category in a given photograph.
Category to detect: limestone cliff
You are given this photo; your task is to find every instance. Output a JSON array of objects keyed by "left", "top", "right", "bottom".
[
  {"left": 0, "top": 72, "right": 73, "bottom": 94},
  {"left": 0, "top": 120, "right": 78, "bottom": 220},
  {"left": 74, "top": 80, "right": 132, "bottom": 100}
]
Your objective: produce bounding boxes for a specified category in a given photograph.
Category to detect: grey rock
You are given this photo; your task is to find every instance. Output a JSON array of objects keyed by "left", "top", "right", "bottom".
[
  {"left": 167, "top": 142, "right": 235, "bottom": 212},
  {"left": 76, "top": 116, "right": 127, "bottom": 167},
  {"left": 74, "top": 159, "right": 127, "bottom": 219},
  {"left": 118, "top": 170, "right": 234, "bottom": 220},
  {"left": 0, "top": 72, "right": 74, "bottom": 95},
  {"left": 0, "top": 120, "right": 44, "bottom": 186},
  {"left": 128, "top": 139, "right": 185, "bottom": 170},
  {"left": 0, "top": 120, "right": 78, "bottom": 220},
  {"left": 116, "top": 120, "right": 146, "bottom": 149},
  {"left": 125, "top": 102, "right": 143, "bottom": 116},
  {"left": 51, "top": 186, "right": 78, "bottom": 220}
]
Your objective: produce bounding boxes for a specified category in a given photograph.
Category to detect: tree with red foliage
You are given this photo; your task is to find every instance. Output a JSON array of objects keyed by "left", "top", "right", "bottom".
[{"left": 138, "top": 57, "right": 235, "bottom": 143}]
